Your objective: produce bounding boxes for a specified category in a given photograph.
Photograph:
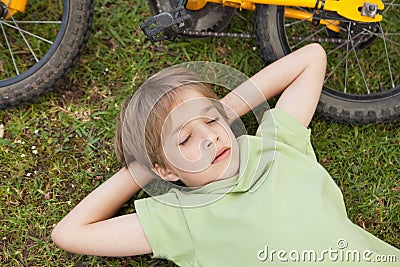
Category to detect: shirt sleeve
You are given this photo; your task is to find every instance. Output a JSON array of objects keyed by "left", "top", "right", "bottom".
[
  {"left": 134, "top": 194, "right": 194, "bottom": 266},
  {"left": 256, "top": 108, "right": 317, "bottom": 159}
]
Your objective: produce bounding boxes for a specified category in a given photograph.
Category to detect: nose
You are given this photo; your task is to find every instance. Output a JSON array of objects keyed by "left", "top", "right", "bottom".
[{"left": 199, "top": 125, "right": 219, "bottom": 148}]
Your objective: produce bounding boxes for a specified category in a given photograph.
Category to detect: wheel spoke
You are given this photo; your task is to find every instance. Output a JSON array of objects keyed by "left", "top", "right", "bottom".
[
  {"left": 285, "top": 14, "right": 312, "bottom": 28},
  {"left": 0, "top": 0, "right": 65, "bottom": 81},
  {"left": 324, "top": 30, "right": 367, "bottom": 55},
  {"left": 344, "top": 23, "right": 351, "bottom": 93},
  {"left": 377, "top": 23, "right": 395, "bottom": 89},
  {"left": 348, "top": 35, "right": 370, "bottom": 94},
  {"left": 1, "top": 21, "right": 54, "bottom": 44},
  {"left": 382, "top": 1, "right": 399, "bottom": 16},
  {"left": 324, "top": 31, "right": 366, "bottom": 87},
  {"left": 381, "top": 33, "right": 400, "bottom": 37},
  {"left": 289, "top": 23, "right": 331, "bottom": 49},
  {"left": 361, "top": 29, "right": 400, "bottom": 46},
  {"left": 12, "top": 21, "right": 62, "bottom": 24},
  {"left": 287, "top": 1, "right": 399, "bottom": 95},
  {"left": 9, "top": 15, "right": 39, "bottom": 63},
  {"left": 255, "top": 4, "right": 400, "bottom": 123},
  {"left": 0, "top": 22, "right": 19, "bottom": 75}
]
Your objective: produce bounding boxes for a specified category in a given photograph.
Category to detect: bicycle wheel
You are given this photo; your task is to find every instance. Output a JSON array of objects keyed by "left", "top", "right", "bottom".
[
  {"left": 0, "top": 0, "right": 94, "bottom": 109},
  {"left": 254, "top": 4, "right": 400, "bottom": 124}
]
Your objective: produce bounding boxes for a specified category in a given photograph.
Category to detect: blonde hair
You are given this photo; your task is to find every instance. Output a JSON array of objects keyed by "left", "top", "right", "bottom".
[{"left": 115, "top": 68, "right": 226, "bottom": 169}]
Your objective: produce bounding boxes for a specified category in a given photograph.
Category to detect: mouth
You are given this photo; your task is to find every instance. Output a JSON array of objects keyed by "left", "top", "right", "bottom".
[{"left": 212, "top": 147, "right": 231, "bottom": 164}]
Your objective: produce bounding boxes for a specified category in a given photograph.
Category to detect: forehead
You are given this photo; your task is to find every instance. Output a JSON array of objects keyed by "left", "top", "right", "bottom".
[
  {"left": 164, "top": 90, "right": 218, "bottom": 133},
  {"left": 175, "top": 89, "right": 214, "bottom": 111}
]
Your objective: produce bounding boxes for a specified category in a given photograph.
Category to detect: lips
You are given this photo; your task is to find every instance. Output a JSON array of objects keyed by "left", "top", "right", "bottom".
[{"left": 212, "top": 147, "right": 231, "bottom": 164}]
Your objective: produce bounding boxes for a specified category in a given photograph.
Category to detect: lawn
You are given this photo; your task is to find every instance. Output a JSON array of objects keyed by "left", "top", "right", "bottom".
[{"left": 1, "top": 0, "right": 399, "bottom": 266}]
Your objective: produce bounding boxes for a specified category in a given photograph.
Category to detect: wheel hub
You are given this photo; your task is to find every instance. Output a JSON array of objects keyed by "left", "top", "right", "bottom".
[
  {"left": 328, "top": 22, "right": 379, "bottom": 50},
  {"left": 347, "top": 22, "right": 378, "bottom": 49}
]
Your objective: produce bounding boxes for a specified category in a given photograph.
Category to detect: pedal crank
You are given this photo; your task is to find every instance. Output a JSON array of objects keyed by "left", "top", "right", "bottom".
[{"left": 140, "top": 6, "right": 192, "bottom": 42}]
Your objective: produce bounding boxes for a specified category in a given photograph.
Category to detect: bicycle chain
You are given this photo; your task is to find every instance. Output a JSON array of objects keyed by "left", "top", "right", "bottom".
[
  {"left": 182, "top": 29, "right": 347, "bottom": 44},
  {"left": 182, "top": 29, "right": 256, "bottom": 39}
]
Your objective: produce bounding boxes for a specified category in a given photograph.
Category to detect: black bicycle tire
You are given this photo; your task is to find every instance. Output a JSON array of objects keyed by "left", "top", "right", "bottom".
[
  {"left": 254, "top": 4, "right": 400, "bottom": 125},
  {"left": 0, "top": 0, "right": 94, "bottom": 110}
]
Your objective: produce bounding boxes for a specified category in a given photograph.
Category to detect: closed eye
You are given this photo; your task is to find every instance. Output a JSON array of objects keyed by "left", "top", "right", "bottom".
[
  {"left": 179, "top": 117, "right": 218, "bottom": 146},
  {"left": 179, "top": 134, "right": 191, "bottom": 146},
  {"left": 207, "top": 117, "right": 218, "bottom": 124}
]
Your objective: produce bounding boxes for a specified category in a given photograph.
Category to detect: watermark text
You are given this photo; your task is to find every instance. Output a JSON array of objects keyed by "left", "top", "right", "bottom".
[{"left": 257, "top": 239, "right": 397, "bottom": 263}]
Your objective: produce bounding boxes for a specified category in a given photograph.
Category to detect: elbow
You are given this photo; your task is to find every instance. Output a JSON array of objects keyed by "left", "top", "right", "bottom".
[
  {"left": 51, "top": 223, "right": 67, "bottom": 250},
  {"left": 51, "top": 222, "right": 77, "bottom": 253}
]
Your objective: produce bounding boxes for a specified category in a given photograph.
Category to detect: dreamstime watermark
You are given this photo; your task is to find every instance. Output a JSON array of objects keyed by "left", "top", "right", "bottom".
[{"left": 257, "top": 239, "right": 397, "bottom": 263}]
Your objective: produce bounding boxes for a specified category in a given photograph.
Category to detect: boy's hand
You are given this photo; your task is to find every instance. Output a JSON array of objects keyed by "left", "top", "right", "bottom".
[
  {"left": 52, "top": 165, "right": 153, "bottom": 256},
  {"left": 221, "top": 43, "right": 326, "bottom": 127},
  {"left": 127, "top": 160, "right": 154, "bottom": 188}
]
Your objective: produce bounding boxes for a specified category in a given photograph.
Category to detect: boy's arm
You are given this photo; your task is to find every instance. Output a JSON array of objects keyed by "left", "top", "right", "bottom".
[
  {"left": 51, "top": 162, "right": 153, "bottom": 256},
  {"left": 220, "top": 43, "right": 326, "bottom": 127}
]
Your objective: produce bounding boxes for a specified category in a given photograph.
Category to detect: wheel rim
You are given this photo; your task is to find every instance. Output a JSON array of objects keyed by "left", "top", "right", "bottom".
[
  {"left": 0, "top": 0, "right": 69, "bottom": 86},
  {"left": 280, "top": 2, "right": 400, "bottom": 100}
]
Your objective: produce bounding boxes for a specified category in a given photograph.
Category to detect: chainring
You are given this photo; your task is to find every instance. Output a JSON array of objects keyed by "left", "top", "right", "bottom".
[{"left": 148, "top": 0, "right": 236, "bottom": 34}]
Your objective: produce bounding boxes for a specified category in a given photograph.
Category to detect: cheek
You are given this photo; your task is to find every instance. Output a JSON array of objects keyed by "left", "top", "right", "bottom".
[
  {"left": 163, "top": 136, "right": 215, "bottom": 173},
  {"left": 217, "top": 124, "right": 232, "bottom": 140},
  {"left": 179, "top": 143, "right": 201, "bottom": 161},
  {"left": 162, "top": 141, "right": 202, "bottom": 168}
]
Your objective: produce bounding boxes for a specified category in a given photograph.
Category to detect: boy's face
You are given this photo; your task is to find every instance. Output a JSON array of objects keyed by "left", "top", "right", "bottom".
[{"left": 156, "top": 90, "right": 240, "bottom": 187}]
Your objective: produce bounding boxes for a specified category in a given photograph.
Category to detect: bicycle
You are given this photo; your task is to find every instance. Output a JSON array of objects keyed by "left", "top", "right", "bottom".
[
  {"left": 1, "top": 1, "right": 398, "bottom": 125},
  {"left": 141, "top": 0, "right": 400, "bottom": 124},
  {"left": 0, "top": 0, "right": 93, "bottom": 109}
]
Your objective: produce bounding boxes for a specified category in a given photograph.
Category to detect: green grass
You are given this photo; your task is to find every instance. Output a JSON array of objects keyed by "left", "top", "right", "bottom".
[{"left": 1, "top": 1, "right": 399, "bottom": 266}]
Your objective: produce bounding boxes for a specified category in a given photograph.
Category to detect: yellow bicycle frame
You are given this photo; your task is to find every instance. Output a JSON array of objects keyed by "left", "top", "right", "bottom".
[
  {"left": 187, "top": 0, "right": 384, "bottom": 33},
  {"left": 2, "top": 0, "right": 383, "bottom": 32},
  {"left": 1, "top": 0, "right": 28, "bottom": 19}
]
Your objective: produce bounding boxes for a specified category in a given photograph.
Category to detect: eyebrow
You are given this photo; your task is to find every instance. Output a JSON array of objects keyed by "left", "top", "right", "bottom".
[{"left": 170, "top": 105, "right": 217, "bottom": 136}]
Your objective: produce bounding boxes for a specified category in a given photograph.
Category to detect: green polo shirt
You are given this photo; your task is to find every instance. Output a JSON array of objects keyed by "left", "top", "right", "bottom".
[{"left": 135, "top": 108, "right": 400, "bottom": 266}]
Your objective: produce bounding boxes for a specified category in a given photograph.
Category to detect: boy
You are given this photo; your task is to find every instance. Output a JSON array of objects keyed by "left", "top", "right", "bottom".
[{"left": 52, "top": 44, "right": 400, "bottom": 266}]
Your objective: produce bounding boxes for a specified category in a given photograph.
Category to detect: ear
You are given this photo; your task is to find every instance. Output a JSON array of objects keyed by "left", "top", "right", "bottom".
[{"left": 154, "top": 164, "right": 180, "bottom": 182}]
